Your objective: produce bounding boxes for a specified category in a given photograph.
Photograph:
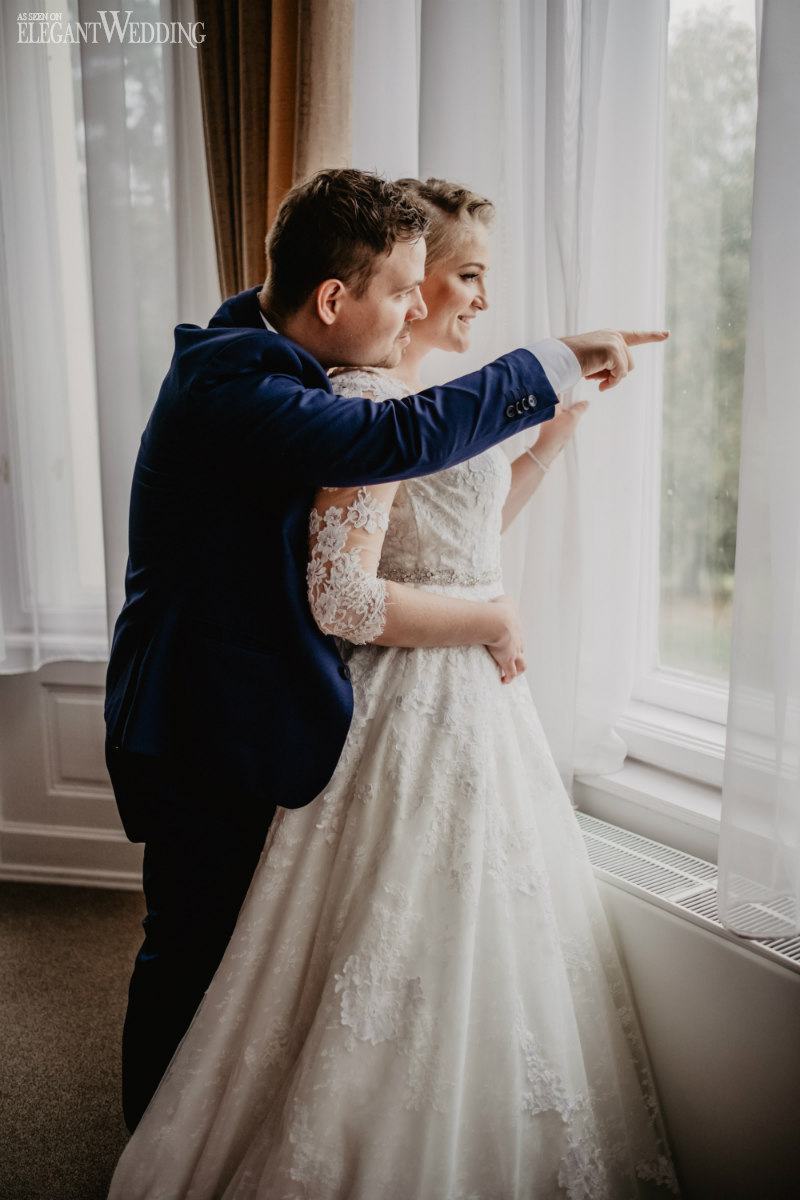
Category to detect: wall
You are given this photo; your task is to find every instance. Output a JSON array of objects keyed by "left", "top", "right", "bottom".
[{"left": 0, "top": 662, "right": 140, "bottom": 887}]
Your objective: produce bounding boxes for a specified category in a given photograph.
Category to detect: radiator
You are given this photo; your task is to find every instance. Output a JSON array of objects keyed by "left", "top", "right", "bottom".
[
  {"left": 577, "top": 810, "right": 800, "bottom": 975},
  {"left": 577, "top": 811, "right": 800, "bottom": 1200}
]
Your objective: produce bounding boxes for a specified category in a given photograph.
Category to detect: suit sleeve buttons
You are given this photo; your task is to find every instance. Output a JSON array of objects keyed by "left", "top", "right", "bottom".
[{"left": 505, "top": 396, "right": 537, "bottom": 421}]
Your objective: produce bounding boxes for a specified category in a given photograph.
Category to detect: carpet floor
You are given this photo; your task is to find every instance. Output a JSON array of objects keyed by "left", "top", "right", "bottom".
[{"left": 0, "top": 881, "right": 144, "bottom": 1200}]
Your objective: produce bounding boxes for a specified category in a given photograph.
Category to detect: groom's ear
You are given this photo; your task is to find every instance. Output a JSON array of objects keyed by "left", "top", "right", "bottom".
[{"left": 315, "top": 279, "right": 346, "bottom": 327}]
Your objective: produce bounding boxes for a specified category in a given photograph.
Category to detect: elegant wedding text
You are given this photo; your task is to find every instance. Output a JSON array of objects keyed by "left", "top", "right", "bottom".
[{"left": 17, "top": 11, "right": 206, "bottom": 46}]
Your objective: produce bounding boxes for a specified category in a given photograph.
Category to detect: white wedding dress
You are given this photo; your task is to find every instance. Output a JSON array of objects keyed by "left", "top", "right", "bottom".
[{"left": 109, "top": 370, "right": 679, "bottom": 1200}]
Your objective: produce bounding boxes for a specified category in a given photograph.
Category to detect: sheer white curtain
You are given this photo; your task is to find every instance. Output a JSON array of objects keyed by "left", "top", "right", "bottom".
[
  {"left": 78, "top": 0, "right": 219, "bottom": 632},
  {"left": 0, "top": 4, "right": 105, "bottom": 669},
  {"left": 717, "top": 0, "right": 800, "bottom": 939},
  {"left": 0, "top": 0, "right": 218, "bottom": 672},
  {"left": 352, "top": 0, "right": 668, "bottom": 787}
]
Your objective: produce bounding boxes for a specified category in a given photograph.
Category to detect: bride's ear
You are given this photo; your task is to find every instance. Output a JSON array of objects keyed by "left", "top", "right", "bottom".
[{"left": 316, "top": 279, "right": 346, "bottom": 326}]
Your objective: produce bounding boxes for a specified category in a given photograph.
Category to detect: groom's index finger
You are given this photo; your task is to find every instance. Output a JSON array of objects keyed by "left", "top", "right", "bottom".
[{"left": 621, "top": 330, "right": 670, "bottom": 346}]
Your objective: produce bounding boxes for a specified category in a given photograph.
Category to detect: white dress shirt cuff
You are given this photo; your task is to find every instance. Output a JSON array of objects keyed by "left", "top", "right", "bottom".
[{"left": 527, "top": 338, "right": 581, "bottom": 395}]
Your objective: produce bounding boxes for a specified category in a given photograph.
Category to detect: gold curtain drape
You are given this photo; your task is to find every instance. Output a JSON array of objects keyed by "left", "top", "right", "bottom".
[
  {"left": 295, "top": 0, "right": 353, "bottom": 182},
  {"left": 195, "top": 0, "right": 354, "bottom": 299}
]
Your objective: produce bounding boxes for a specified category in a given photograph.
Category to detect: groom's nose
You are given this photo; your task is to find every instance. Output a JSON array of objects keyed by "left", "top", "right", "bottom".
[{"left": 407, "top": 287, "right": 427, "bottom": 322}]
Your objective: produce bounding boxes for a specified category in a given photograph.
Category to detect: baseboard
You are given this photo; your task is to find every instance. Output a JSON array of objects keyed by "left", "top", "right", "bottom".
[
  {"left": 0, "top": 861, "right": 142, "bottom": 890},
  {"left": 0, "top": 819, "right": 143, "bottom": 891}
]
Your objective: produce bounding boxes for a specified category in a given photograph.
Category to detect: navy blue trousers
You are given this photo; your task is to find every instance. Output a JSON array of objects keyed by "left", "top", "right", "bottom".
[{"left": 107, "top": 743, "right": 272, "bottom": 1130}]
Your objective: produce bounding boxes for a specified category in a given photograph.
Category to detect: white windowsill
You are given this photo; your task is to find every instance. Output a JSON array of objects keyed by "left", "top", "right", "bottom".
[
  {"left": 574, "top": 759, "right": 721, "bottom": 865},
  {"left": 0, "top": 632, "right": 108, "bottom": 675},
  {"left": 573, "top": 697, "right": 726, "bottom": 864},
  {"left": 617, "top": 697, "right": 726, "bottom": 789}
]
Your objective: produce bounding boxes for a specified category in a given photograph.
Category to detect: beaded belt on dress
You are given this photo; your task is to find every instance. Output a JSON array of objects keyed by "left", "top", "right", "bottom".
[{"left": 381, "top": 567, "right": 502, "bottom": 587}]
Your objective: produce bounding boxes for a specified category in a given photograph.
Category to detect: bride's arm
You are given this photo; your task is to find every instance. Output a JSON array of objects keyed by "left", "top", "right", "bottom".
[
  {"left": 501, "top": 400, "right": 589, "bottom": 531},
  {"left": 308, "top": 483, "right": 525, "bottom": 681}
]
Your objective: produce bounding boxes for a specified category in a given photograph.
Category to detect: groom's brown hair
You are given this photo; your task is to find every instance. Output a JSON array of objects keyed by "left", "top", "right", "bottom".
[{"left": 260, "top": 169, "right": 429, "bottom": 323}]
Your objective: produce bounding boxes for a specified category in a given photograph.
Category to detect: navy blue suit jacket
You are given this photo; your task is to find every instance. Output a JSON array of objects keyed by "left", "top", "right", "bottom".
[{"left": 105, "top": 287, "right": 559, "bottom": 841}]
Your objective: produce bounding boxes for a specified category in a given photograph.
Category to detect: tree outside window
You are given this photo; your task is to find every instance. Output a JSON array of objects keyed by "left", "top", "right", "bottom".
[{"left": 659, "top": 2, "right": 757, "bottom": 682}]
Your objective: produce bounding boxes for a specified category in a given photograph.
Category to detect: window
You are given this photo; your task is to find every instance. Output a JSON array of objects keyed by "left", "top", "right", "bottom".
[{"left": 630, "top": 0, "right": 758, "bottom": 739}]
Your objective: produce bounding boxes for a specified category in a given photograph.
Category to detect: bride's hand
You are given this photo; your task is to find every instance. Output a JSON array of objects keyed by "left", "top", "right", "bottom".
[
  {"left": 533, "top": 398, "right": 589, "bottom": 460},
  {"left": 486, "top": 595, "right": 526, "bottom": 683}
]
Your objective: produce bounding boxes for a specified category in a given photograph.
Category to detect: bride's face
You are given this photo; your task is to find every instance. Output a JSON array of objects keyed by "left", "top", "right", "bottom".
[{"left": 415, "top": 221, "right": 490, "bottom": 355}]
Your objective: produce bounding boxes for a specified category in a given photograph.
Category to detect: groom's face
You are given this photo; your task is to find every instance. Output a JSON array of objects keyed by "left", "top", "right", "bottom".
[{"left": 333, "top": 238, "right": 428, "bottom": 369}]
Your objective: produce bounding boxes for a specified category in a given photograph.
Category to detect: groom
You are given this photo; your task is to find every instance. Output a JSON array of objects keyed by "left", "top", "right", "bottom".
[{"left": 105, "top": 167, "right": 663, "bottom": 1128}]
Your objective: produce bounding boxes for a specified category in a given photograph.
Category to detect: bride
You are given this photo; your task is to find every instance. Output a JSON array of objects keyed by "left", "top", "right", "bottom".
[{"left": 108, "top": 180, "right": 679, "bottom": 1199}]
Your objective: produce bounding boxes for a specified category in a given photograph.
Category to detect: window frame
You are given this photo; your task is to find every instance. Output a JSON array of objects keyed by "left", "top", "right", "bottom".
[{"left": 595, "top": 0, "right": 762, "bottom": 841}]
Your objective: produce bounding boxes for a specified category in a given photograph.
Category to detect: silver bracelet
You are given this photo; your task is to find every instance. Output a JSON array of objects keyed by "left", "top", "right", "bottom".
[{"left": 524, "top": 446, "right": 549, "bottom": 473}]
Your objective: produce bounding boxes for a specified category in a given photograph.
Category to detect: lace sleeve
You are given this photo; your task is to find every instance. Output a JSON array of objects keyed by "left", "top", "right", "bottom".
[{"left": 307, "top": 482, "right": 398, "bottom": 644}]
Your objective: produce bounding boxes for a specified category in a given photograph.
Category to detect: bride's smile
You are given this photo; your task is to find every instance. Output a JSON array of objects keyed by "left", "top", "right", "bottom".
[{"left": 417, "top": 222, "right": 490, "bottom": 350}]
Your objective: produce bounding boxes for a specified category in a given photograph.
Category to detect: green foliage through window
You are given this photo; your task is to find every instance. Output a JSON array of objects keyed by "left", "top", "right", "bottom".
[{"left": 659, "top": 4, "right": 757, "bottom": 679}]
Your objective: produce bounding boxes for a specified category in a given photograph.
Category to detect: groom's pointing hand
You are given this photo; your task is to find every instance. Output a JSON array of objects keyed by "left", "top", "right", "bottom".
[{"left": 559, "top": 329, "right": 669, "bottom": 392}]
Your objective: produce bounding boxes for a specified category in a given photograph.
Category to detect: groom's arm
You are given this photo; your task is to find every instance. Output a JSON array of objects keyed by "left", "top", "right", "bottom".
[
  {"left": 189, "top": 342, "right": 557, "bottom": 488},
  {"left": 184, "top": 329, "right": 665, "bottom": 489}
]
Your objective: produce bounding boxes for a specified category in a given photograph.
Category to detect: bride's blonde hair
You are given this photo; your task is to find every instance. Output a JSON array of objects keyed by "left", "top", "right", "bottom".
[{"left": 395, "top": 178, "right": 494, "bottom": 272}]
